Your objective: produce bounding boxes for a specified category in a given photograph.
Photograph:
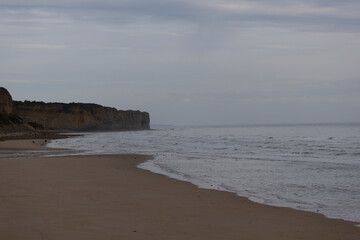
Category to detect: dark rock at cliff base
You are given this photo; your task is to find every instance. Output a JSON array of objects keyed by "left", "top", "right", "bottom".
[{"left": 0, "top": 87, "right": 150, "bottom": 133}]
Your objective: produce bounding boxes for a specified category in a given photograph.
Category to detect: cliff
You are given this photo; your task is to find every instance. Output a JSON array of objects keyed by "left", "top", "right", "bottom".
[
  {"left": 0, "top": 87, "right": 13, "bottom": 115},
  {"left": 0, "top": 87, "right": 34, "bottom": 134},
  {"left": 13, "top": 101, "right": 150, "bottom": 131},
  {"left": 0, "top": 87, "right": 150, "bottom": 133}
]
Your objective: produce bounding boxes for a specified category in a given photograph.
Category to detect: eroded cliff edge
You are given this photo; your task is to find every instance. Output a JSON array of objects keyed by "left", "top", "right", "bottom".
[{"left": 0, "top": 87, "right": 150, "bottom": 133}]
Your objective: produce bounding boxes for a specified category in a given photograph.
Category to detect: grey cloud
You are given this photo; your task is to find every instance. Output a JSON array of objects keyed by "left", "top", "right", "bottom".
[
  {"left": 1, "top": 0, "right": 360, "bottom": 125},
  {"left": 1, "top": 0, "right": 360, "bottom": 32}
]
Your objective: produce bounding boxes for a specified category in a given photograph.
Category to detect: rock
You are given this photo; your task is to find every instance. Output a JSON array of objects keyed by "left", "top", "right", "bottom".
[
  {"left": 13, "top": 101, "right": 150, "bottom": 131},
  {"left": 0, "top": 87, "right": 28, "bottom": 133},
  {"left": 0, "top": 87, "right": 150, "bottom": 132},
  {"left": 0, "top": 87, "right": 13, "bottom": 115}
]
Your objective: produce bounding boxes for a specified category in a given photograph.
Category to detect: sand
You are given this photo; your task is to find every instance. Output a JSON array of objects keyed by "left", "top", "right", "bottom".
[
  {"left": 0, "top": 139, "right": 52, "bottom": 150},
  {"left": 0, "top": 141, "right": 359, "bottom": 239}
]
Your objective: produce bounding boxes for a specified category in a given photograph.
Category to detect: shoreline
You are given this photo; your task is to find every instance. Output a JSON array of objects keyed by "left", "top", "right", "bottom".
[
  {"left": 0, "top": 139, "right": 359, "bottom": 239},
  {"left": 139, "top": 162, "right": 360, "bottom": 225}
]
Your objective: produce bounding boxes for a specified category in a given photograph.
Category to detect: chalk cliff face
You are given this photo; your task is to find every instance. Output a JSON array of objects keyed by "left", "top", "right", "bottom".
[
  {"left": 13, "top": 101, "right": 150, "bottom": 131},
  {"left": 0, "top": 87, "right": 150, "bottom": 132}
]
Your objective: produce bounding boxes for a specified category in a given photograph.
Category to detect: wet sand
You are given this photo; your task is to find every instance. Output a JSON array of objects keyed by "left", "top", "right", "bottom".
[
  {"left": 0, "top": 139, "right": 52, "bottom": 150},
  {"left": 0, "top": 141, "right": 359, "bottom": 239}
]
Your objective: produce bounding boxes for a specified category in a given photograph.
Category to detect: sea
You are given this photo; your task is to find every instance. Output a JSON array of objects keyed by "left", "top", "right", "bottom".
[{"left": 18, "top": 123, "right": 360, "bottom": 223}]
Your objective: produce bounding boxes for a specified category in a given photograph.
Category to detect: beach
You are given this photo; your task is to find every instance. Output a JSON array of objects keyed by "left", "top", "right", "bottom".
[{"left": 0, "top": 140, "right": 359, "bottom": 239}]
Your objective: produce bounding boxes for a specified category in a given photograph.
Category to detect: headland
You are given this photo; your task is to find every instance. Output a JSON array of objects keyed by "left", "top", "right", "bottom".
[{"left": 0, "top": 87, "right": 150, "bottom": 135}]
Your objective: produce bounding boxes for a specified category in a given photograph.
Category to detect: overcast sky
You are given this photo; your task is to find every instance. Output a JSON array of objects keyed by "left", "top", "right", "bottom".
[{"left": 1, "top": 0, "right": 360, "bottom": 125}]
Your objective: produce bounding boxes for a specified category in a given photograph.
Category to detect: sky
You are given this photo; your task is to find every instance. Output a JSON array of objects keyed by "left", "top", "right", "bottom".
[{"left": 1, "top": 0, "right": 360, "bottom": 126}]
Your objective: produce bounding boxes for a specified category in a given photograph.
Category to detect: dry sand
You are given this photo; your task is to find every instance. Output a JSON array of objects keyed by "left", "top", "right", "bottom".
[{"left": 0, "top": 141, "right": 359, "bottom": 239}]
